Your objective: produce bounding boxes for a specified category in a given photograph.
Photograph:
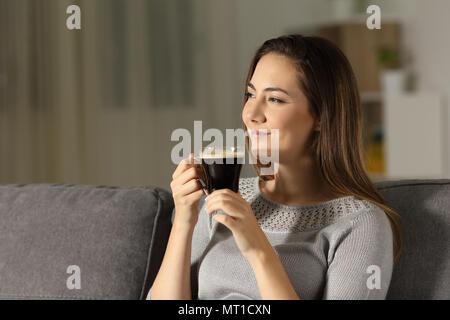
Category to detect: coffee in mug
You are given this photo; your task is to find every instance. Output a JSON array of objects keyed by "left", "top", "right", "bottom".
[{"left": 199, "top": 147, "right": 244, "bottom": 194}]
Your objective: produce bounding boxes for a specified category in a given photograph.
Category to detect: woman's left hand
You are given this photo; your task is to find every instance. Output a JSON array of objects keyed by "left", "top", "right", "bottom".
[{"left": 205, "top": 189, "right": 272, "bottom": 263}]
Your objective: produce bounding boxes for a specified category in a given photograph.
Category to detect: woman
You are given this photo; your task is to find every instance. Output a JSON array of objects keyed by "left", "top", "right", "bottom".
[{"left": 150, "top": 34, "right": 401, "bottom": 300}]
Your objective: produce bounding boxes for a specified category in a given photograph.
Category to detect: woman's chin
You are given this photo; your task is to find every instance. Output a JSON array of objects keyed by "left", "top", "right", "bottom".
[{"left": 249, "top": 147, "right": 273, "bottom": 159}]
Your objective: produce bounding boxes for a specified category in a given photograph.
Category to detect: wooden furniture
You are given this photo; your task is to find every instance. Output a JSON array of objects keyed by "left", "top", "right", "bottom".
[
  {"left": 318, "top": 22, "right": 401, "bottom": 92},
  {"left": 317, "top": 22, "right": 401, "bottom": 181}
]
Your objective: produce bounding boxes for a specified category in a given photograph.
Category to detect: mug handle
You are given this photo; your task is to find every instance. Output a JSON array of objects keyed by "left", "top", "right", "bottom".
[{"left": 193, "top": 155, "right": 209, "bottom": 195}]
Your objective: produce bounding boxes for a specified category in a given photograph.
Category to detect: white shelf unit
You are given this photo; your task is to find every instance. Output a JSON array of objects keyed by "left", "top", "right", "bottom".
[{"left": 383, "top": 92, "right": 446, "bottom": 180}]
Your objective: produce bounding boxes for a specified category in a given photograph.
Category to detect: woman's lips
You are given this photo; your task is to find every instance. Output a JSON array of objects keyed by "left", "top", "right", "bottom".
[{"left": 249, "top": 129, "right": 271, "bottom": 139}]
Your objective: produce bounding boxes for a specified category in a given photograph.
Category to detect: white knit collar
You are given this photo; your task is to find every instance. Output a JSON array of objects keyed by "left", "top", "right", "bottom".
[{"left": 237, "top": 177, "right": 373, "bottom": 232}]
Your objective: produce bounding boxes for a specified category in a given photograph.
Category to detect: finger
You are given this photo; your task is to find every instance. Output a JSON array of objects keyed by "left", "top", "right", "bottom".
[
  {"left": 176, "top": 178, "right": 202, "bottom": 197},
  {"left": 206, "top": 198, "right": 244, "bottom": 218},
  {"left": 205, "top": 189, "right": 239, "bottom": 203},
  {"left": 172, "top": 153, "right": 195, "bottom": 180},
  {"left": 213, "top": 213, "right": 236, "bottom": 231},
  {"left": 172, "top": 166, "right": 201, "bottom": 192},
  {"left": 185, "top": 188, "right": 206, "bottom": 202},
  {"left": 209, "top": 188, "right": 236, "bottom": 196},
  {"left": 178, "top": 166, "right": 201, "bottom": 186},
  {"left": 205, "top": 198, "right": 228, "bottom": 215},
  {"left": 206, "top": 189, "right": 234, "bottom": 201},
  {"left": 171, "top": 168, "right": 194, "bottom": 191}
]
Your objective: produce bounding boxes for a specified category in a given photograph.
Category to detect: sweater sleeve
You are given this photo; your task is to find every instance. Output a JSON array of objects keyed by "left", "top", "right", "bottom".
[{"left": 322, "top": 208, "right": 394, "bottom": 300}]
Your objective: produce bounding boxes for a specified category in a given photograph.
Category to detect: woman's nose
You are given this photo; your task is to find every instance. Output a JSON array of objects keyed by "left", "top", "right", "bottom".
[{"left": 245, "top": 102, "right": 266, "bottom": 124}]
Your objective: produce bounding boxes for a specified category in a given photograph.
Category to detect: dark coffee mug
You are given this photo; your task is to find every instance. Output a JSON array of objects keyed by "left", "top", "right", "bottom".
[{"left": 196, "top": 147, "right": 244, "bottom": 194}]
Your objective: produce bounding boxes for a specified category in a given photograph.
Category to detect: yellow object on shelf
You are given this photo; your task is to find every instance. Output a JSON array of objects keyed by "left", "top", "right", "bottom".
[
  {"left": 365, "top": 126, "right": 385, "bottom": 175},
  {"left": 365, "top": 142, "right": 384, "bottom": 174}
]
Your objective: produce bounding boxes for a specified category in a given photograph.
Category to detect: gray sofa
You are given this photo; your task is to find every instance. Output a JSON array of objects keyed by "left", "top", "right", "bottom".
[{"left": 0, "top": 179, "right": 449, "bottom": 300}]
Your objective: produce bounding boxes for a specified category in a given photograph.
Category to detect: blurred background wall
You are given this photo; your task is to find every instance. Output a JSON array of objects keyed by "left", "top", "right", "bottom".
[{"left": 0, "top": 0, "right": 449, "bottom": 191}]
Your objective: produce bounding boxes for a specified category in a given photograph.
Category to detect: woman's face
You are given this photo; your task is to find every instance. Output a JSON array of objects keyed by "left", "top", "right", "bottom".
[{"left": 242, "top": 53, "right": 318, "bottom": 163}]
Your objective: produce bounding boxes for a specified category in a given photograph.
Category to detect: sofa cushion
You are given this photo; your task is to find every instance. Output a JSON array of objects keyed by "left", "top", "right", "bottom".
[
  {"left": 0, "top": 183, "right": 173, "bottom": 300},
  {"left": 376, "top": 179, "right": 450, "bottom": 300}
]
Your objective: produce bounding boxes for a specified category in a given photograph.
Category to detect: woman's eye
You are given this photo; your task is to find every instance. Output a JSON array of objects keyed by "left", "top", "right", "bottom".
[
  {"left": 245, "top": 92, "right": 284, "bottom": 104},
  {"left": 269, "top": 97, "right": 285, "bottom": 104}
]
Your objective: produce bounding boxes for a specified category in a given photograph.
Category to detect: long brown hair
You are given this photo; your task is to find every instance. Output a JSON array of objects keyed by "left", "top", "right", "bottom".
[{"left": 242, "top": 34, "right": 401, "bottom": 261}]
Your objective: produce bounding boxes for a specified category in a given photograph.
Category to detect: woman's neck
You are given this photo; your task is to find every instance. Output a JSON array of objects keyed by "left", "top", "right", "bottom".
[{"left": 259, "top": 157, "right": 342, "bottom": 206}]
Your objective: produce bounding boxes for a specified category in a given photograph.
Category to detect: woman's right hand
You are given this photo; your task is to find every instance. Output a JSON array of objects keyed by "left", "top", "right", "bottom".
[{"left": 170, "top": 153, "right": 207, "bottom": 227}]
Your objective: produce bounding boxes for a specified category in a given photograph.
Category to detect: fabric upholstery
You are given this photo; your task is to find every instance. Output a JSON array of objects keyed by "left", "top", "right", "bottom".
[
  {"left": 375, "top": 179, "right": 450, "bottom": 299},
  {"left": 0, "top": 183, "right": 173, "bottom": 300},
  {"left": 1, "top": 178, "right": 449, "bottom": 300}
]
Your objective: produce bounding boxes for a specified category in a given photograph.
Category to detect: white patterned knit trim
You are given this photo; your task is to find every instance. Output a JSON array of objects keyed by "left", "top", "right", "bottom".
[{"left": 239, "top": 177, "right": 376, "bottom": 233}]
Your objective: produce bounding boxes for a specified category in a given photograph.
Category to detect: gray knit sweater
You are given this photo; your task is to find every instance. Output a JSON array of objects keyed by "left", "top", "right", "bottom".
[
  {"left": 190, "top": 176, "right": 394, "bottom": 300},
  {"left": 151, "top": 176, "right": 394, "bottom": 300}
]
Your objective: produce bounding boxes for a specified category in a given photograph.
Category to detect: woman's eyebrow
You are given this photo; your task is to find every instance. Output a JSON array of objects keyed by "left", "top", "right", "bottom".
[{"left": 248, "top": 82, "right": 290, "bottom": 96}]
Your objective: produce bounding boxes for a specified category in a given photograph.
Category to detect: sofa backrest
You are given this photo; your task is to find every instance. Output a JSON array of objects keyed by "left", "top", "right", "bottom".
[
  {"left": 0, "top": 184, "right": 174, "bottom": 300},
  {"left": 375, "top": 179, "right": 450, "bottom": 300},
  {"left": 1, "top": 178, "right": 449, "bottom": 300}
]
